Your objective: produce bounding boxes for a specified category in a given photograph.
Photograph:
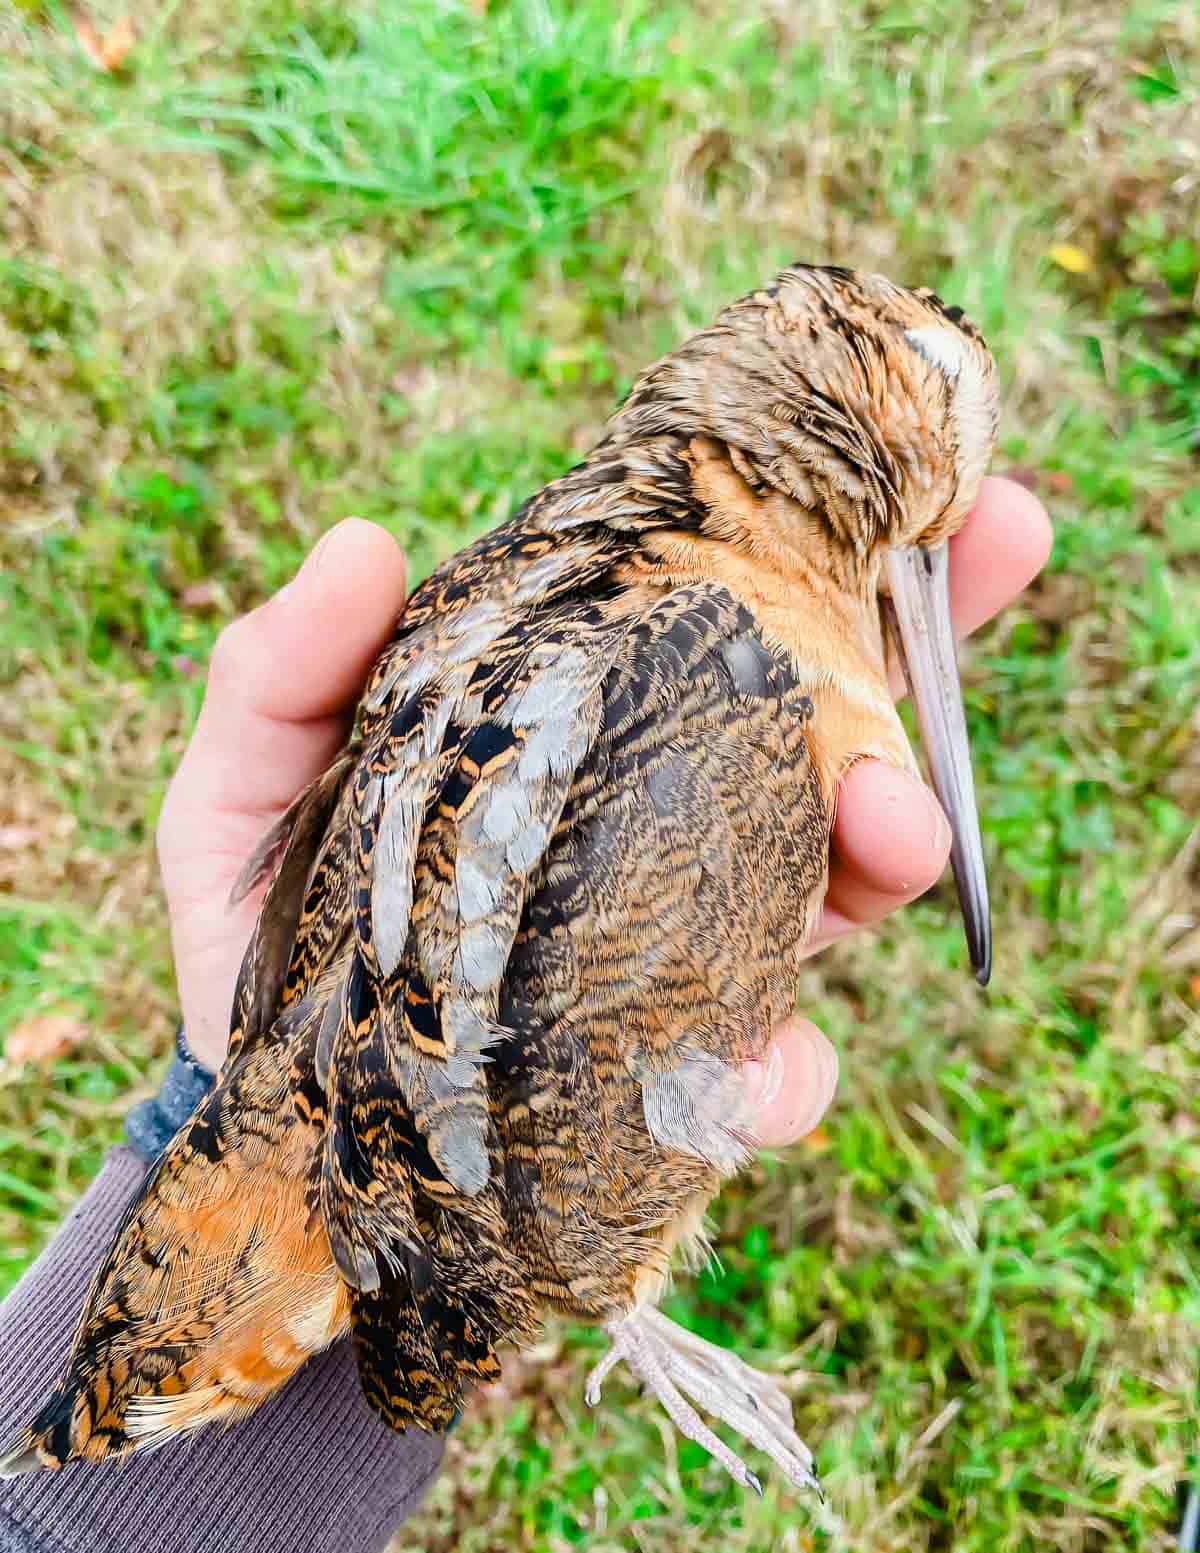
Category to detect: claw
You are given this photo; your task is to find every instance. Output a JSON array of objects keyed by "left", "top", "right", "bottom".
[{"left": 586, "top": 1309, "right": 820, "bottom": 1497}]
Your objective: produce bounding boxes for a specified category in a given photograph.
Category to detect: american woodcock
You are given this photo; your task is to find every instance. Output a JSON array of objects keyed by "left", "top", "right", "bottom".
[{"left": 1, "top": 265, "right": 998, "bottom": 1496}]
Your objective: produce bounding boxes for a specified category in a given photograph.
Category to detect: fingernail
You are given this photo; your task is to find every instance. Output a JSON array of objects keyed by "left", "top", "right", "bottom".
[
  {"left": 742, "top": 1043, "right": 785, "bottom": 1112},
  {"left": 757, "top": 1023, "right": 839, "bottom": 1146}
]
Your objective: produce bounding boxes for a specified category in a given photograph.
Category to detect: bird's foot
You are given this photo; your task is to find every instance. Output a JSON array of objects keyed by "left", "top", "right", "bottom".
[{"left": 585, "top": 1307, "right": 819, "bottom": 1497}]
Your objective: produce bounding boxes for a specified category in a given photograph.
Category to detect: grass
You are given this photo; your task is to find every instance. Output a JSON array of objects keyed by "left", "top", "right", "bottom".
[{"left": 1, "top": 0, "right": 1198, "bottom": 1547}]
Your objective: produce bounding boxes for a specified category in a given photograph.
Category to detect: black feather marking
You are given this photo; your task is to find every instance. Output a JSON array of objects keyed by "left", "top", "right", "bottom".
[{"left": 462, "top": 721, "right": 518, "bottom": 768}]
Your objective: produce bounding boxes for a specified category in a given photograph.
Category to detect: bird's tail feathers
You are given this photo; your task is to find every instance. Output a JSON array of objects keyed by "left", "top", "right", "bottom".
[{"left": 0, "top": 1039, "right": 348, "bottom": 1474}]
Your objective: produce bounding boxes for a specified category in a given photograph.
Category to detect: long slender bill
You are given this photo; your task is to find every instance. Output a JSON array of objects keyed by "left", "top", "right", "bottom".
[{"left": 884, "top": 542, "right": 991, "bottom": 986}]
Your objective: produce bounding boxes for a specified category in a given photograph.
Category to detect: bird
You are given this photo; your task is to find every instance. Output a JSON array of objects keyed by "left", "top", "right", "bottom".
[{"left": 0, "top": 264, "right": 998, "bottom": 1496}]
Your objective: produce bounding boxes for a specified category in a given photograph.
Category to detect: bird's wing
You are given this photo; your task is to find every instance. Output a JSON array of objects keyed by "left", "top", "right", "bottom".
[
  {"left": 342, "top": 582, "right": 830, "bottom": 1431},
  {"left": 491, "top": 582, "right": 830, "bottom": 1314},
  {"left": 266, "top": 551, "right": 636, "bottom": 1427},
  {"left": 313, "top": 598, "right": 629, "bottom": 1249},
  {"left": 309, "top": 596, "right": 630, "bottom": 1428}
]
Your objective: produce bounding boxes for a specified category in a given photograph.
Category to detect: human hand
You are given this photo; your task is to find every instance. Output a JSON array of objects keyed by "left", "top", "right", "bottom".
[{"left": 156, "top": 483, "right": 1051, "bottom": 1139}]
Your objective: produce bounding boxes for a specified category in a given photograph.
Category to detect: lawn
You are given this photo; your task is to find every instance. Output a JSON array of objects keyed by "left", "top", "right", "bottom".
[{"left": 1, "top": 1, "right": 1198, "bottom": 1548}]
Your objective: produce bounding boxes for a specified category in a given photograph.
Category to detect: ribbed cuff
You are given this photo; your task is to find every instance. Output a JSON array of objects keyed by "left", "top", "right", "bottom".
[{"left": 0, "top": 1149, "right": 443, "bottom": 1553}]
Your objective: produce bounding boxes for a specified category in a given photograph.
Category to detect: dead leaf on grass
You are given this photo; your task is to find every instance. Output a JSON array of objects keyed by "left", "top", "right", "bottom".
[
  {"left": 5, "top": 1011, "right": 89, "bottom": 1066},
  {"left": 74, "top": 13, "right": 135, "bottom": 73}
]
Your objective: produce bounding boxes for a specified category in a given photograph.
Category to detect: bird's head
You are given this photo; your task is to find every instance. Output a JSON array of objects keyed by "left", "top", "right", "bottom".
[
  {"left": 616, "top": 263, "right": 998, "bottom": 564},
  {"left": 613, "top": 265, "right": 1000, "bottom": 983}
]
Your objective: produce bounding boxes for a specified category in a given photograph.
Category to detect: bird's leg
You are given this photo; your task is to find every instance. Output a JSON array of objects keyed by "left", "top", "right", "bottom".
[
  {"left": 585, "top": 1311, "right": 766, "bottom": 1495},
  {"left": 585, "top": 1307, "right": 819, "bottom": 1496}
]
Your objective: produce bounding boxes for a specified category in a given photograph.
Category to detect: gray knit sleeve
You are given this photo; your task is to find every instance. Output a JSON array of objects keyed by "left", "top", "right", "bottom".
[{"left": 0, "top": 1148, "right": 444, "bottom": 1553}]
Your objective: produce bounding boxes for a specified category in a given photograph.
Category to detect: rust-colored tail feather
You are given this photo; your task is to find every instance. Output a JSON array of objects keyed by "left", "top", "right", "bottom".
[{"left": 0, "top": 1039, "right": 349, "bottom": 1474}]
